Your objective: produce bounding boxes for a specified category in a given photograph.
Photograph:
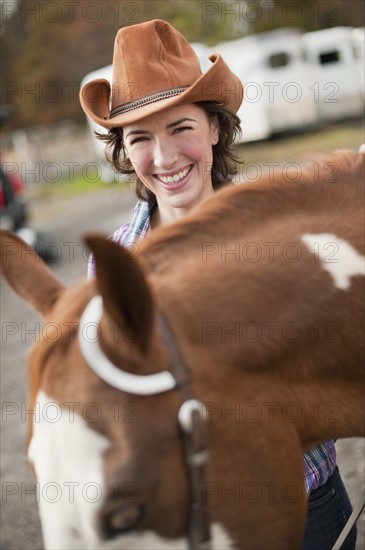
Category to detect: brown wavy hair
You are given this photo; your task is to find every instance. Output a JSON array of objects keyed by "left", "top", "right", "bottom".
[{"left": 97, "top": 102, "right": 243, "bottom": 202}]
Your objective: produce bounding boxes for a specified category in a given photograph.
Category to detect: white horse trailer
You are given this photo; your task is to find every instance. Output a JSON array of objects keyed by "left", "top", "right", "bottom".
[
  {"left": 211, "top": 35, "right": 271, "bottom": 142},
  {"left": 81, "top": 28, "right": 364, "bottom": 153},
  {"left": 80, "top": 64, "right": 115, "bottom": 182},
  {"left": 301, "top": 26, "right": 365, "bottom": 122},
  {"left": 352, "top": 27, "right": 365, "bottom": 93},
  {"left": 213, "top": 29, "right": 318, "bottom": 143}
]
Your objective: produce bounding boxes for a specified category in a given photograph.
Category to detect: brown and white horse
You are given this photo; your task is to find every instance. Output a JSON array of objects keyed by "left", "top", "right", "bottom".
[{"left": 1, "top": 150, "right": 364, "bottom": 550}]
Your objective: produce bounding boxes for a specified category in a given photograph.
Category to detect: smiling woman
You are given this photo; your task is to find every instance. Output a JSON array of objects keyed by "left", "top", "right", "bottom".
[
  {"left": 79, "top": 18, "right": 357, "bottom": 550},
  {"left": 101, "top": 100, "right": 241, "bottom": 207}
]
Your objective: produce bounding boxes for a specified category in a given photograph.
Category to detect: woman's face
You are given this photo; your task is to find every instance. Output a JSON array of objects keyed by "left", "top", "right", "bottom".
[{"left": 123, "top": 104, "right": 219, "bottom": 213}]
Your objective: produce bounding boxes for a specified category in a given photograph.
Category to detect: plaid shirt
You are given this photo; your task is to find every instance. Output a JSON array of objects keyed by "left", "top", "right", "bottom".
[
  {"left": 88, "top": 198, "right": 337, "bottom": 493},
  {"left": 87, "top": 199, "right": 156, "bottom": 278}
]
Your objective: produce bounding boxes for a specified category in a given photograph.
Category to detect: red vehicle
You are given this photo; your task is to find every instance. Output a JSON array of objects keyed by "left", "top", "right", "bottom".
[
  {"left": 0, "top": 106, "right": 58, "bottom": 263},
  {"left": 0, "top": 164, "right": 58, "bottom": 263},
  {"left": 0, "top": 164, "right": 28, "bottom": 231}
]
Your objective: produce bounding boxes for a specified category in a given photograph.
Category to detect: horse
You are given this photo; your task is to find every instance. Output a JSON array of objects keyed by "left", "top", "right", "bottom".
[{"left": 0, "top": 150, "right": 364, "bottom": 550}]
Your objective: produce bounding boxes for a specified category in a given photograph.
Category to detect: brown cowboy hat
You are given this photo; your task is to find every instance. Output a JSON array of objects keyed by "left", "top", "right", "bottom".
[{"left": 79, "top": 19, "right": 243, "bottom": 129}]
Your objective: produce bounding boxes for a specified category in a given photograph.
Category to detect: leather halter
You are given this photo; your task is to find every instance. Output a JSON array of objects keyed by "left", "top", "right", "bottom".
[{"left": 79, "top": 296, "right": 211, "bottom": 549}]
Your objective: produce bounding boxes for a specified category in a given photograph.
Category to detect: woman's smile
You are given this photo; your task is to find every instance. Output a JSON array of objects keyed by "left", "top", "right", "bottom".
[{"left": 154, "top": 165, "right": 193, "bottom": 190}]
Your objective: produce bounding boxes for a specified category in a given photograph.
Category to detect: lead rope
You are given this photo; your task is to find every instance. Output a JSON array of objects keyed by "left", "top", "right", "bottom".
[{"left": 331, "top": 489, "right": 365, "bottom": 550}]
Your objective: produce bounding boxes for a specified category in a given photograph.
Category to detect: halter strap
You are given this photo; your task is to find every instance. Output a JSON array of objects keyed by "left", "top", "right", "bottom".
[{"left": 78, "top": 296, "right": 176, "bottom": 395}]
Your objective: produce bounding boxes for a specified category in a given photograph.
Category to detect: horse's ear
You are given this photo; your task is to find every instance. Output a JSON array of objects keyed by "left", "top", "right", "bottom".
[
  {"left": 84, "top": 234, "right": 154, "bottom": 354},
  {"left": 0, "top": 230, "right": 63, "bottom": 316}
]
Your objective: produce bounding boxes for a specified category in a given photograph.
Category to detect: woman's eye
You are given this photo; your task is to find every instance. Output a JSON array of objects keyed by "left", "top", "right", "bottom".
[
  {"left": 173, "top": 126, "right": 192, "bottom": 135},
  {"left": 130, "top": 136, "right": 149, "bottom": 145}
]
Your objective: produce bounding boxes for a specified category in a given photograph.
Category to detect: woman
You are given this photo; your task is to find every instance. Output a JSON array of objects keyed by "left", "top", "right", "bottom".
[{"left": 80, "top": 19, "right": 356, "bottom": 549}]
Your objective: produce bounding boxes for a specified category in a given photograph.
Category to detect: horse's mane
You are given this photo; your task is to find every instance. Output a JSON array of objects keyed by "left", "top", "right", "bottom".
[{"left": 138, "top": 150, "right": 364, "bottom": 273}]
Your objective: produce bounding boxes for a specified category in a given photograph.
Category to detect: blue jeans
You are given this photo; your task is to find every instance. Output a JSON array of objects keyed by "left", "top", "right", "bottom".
[{"left": 301, "top": 466, "right": 357, "bottom": 549}]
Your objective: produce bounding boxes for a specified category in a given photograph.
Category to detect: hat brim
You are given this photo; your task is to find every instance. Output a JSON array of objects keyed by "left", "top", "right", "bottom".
[{"left": 80, "top": 54, "right": 243, "bottom": 130}]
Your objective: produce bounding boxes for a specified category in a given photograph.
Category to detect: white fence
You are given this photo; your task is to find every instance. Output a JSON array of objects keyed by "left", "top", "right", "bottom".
[{"left": 1, "top": 120, "right": 98, "bottom": 186}]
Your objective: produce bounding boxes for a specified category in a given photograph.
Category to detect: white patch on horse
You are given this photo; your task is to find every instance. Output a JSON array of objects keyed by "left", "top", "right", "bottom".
[
  {"left": 104, "top": 522, "right": 234, "bottom": 549},
  {"left": 302, "top": 232, "right": 365, "bottom": 290},
  {"left": 28, "top": 390, "right": 111, "bottom": 550},
  {"left": 211, "top": 523, "right": 235, "bottom": 549}
]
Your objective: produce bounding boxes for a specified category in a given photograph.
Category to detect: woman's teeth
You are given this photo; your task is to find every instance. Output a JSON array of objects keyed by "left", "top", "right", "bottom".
[{"left": 158, "top": 166, "right": 190, "bottom": 184}]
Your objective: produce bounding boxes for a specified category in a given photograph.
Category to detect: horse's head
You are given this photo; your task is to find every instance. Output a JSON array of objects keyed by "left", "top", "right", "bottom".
[
  {"left": 1, "top": 226, "right": 312, "bottom": 549},
  {"left": 0, "top": 231, "right": 197, "bottom": 549}
]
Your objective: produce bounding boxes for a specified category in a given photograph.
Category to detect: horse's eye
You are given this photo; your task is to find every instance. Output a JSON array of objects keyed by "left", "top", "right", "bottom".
[{"left": 100, "top": 504, "right": 146, "bottom": 539}]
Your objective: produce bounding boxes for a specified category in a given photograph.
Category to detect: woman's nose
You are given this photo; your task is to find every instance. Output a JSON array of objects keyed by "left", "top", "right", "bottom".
[{"left": 152, "top": 138, "right": 179, "bottom": 170}]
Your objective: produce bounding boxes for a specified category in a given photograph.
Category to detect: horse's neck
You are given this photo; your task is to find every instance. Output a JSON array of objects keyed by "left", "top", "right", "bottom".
[{"left": 149, "top": 244, "right": 364, "bottom": 449}]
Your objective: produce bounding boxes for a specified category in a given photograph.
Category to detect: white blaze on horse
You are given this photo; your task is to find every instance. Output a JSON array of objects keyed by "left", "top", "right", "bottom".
[{"left": 1, "top": 150, "right": 364, "bottom": 550}]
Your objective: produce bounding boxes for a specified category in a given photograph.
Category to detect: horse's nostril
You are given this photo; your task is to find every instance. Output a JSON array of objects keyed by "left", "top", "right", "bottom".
[
  {"left": 100, "top": 504, "right": 146, "bottom": 539},
  {"left": 69, "top": 526, "right": 81, "bottom": 539},
  {"left": 110, "top": 505, "right": 142, "bottom": 530}
]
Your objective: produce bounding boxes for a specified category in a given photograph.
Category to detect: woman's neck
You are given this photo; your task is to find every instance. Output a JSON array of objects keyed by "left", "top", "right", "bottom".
[
  {"left": 151, "top": 185, "right": 216, "bottom": 228},
  {"left": 151, "top": 205, "right": 188, "bottom": 228}
]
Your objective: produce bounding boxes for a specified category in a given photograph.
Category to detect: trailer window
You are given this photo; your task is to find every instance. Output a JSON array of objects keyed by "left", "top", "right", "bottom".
[
  {"left": 267, "top": 52, "right": 290, "bottom": 68},
  {"left": 319, "top": 50, "right": 340, "bottom": 64}
]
